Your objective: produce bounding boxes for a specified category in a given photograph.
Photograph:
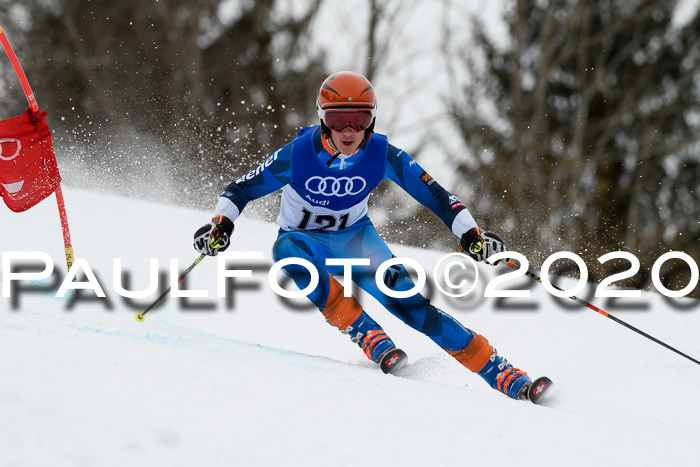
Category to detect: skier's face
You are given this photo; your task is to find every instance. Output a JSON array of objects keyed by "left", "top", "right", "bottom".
[{"left": 330, "top": 127, "right": 364, "bottom": 155}]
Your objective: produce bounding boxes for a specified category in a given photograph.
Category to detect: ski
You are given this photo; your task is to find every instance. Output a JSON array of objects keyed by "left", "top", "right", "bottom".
[
  {"left": 527, "top": 376, "right": 553, "bottom": 405},
  {"left": 379, "top": 348, "right": 408, "bottom": 374}
]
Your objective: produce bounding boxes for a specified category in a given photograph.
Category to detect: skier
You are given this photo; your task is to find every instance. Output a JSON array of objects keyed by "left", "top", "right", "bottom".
[{"left": 194, "top": 71, "right": 545, "bottom": 401}]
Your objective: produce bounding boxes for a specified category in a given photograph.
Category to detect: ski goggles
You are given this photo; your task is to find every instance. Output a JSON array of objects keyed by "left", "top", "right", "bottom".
[{"left": 318, "top": 108, "right": 375, "bottom": 132}]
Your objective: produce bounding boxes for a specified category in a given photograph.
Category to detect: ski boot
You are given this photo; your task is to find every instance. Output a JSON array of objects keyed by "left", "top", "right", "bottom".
[
  {"left": 344, "top": 311, "right": 407, "bottom": 374},
  {"left": 478, "top": 348, "right": 532, "bottom": 400},
  {"left": 482, "top": 352, "right": 553, "bottom": 404}
]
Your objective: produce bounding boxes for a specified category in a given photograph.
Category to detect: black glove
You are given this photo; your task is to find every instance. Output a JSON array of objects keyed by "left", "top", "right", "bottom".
[
  {"left": 193, "top": 215, "right": 234, "bottom": 256},
  {"left": 460, "top": 227, "right": 507, "bottom": 265}
]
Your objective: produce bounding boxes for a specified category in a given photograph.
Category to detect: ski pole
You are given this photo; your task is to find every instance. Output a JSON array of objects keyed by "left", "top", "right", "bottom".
[
  {"left": 135, "top": 253, "right": 206, "bottom": 322},
  {"left": 504, "top": 260, "right": 700, "bottom": 367}
]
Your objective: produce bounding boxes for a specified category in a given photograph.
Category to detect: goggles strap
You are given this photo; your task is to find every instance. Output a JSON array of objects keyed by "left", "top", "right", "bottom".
[
  {"left": 324, "top": 135, "right": 342, "bottom": 167},
  {"left": 326, "top": 152, "right": 341, "bottom": 167}
]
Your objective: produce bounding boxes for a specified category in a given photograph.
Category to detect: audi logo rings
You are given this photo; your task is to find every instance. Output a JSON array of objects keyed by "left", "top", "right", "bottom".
[{"left": 305, "top": 176, "right": 367, "bottom": 197}]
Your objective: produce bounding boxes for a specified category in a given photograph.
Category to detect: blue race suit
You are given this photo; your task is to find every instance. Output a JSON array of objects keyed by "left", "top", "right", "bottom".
[{"left": 213, "top": 126, "right": 531, "bottom": 398}]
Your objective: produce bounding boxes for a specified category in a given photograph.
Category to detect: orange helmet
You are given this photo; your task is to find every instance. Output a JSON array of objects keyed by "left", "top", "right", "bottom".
[
  {"left": 317, "top": 71, "right": 377, "bottom": 139},
  {"left": 317, "top": 71, "right": 376, "bottom": 110}
]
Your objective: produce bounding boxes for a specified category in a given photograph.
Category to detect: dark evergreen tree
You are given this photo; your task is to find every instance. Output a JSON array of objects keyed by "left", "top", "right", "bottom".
[{"left": 450, "top": 0, "right": 700, "bottom": 292}]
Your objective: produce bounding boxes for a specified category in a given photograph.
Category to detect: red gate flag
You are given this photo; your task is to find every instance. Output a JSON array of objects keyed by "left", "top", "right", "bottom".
[
  {"left": 1, "top": 25, "right": 75, "bottom": 273},
  {"left": 0, "top": 108, "right": 61, "bottom": 212}
]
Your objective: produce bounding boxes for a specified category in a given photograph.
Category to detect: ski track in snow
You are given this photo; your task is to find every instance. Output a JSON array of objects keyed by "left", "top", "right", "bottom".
[{"left": 1, "top": 188, "right": 700, "bottom": 467}]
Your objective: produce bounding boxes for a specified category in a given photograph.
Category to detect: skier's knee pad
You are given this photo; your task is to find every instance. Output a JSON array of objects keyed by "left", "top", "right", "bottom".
[
  {"left": 448, "top": 332, "right": 493, "bottom": 373},
  {"left": 322, "top": 273, "right": 363, "bottom": 331}
]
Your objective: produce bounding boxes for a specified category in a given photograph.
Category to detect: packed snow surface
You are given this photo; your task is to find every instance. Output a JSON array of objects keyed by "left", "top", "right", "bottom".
[{"left": 1, "top": 188, "right": 699, "bottom": 467}]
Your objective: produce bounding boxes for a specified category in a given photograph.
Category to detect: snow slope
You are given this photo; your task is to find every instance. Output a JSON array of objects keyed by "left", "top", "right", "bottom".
[{"left": 1, "top": 188, "right": 699, "bottom": 467}]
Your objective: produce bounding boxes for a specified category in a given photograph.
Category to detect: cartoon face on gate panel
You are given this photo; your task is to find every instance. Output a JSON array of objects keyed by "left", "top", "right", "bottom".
[
  {"left": 0, "top": 138, "right": 25, "bottom": 194},
  {"left": 0, "top": 138, "right": 22, "bottom": 161}
]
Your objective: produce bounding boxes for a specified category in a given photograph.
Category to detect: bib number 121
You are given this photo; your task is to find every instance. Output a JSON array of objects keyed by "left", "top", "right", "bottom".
[{"left": 297, "top": 208, "right": 350, "bottom": 231}]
